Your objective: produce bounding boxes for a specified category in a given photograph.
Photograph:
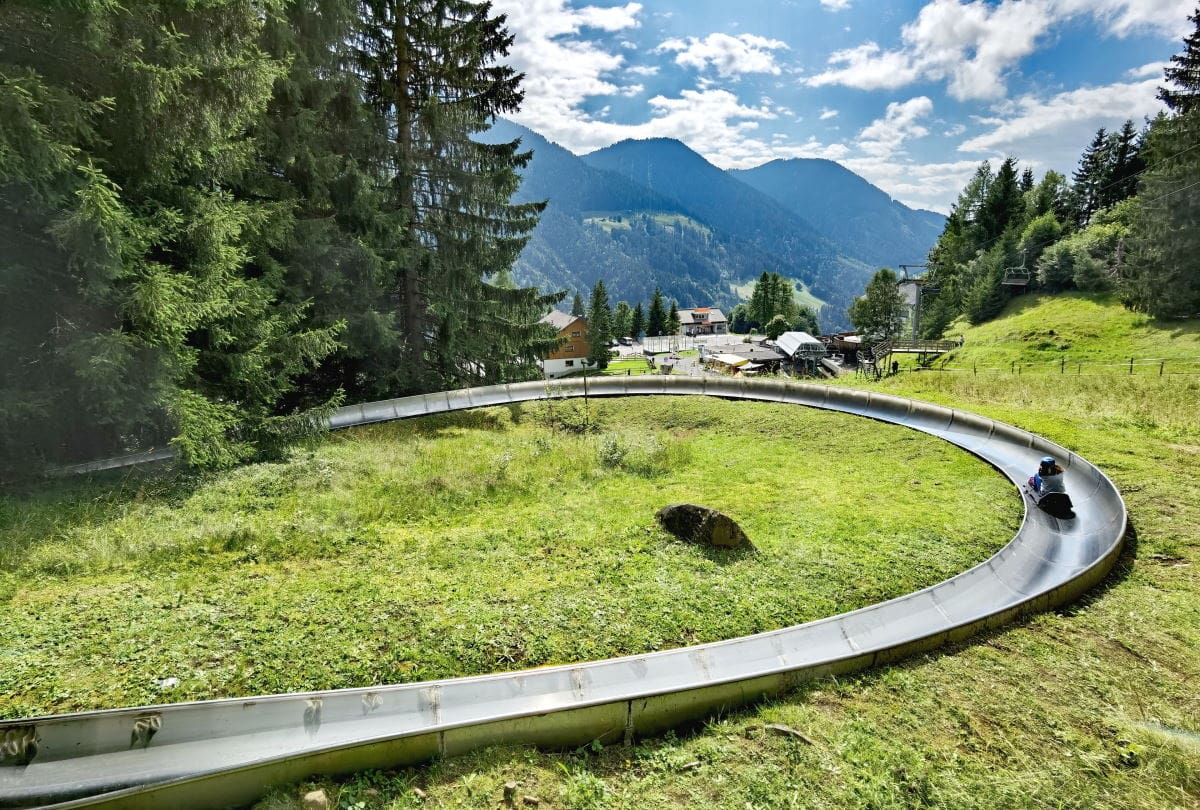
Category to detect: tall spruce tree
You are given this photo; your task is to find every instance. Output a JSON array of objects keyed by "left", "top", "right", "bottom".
[
  {"left": 1124, "top": 10, "right": 1200, "bottom": 317},
  {"left": 630, "top": 302, "right": 645, "bottom": 339},
  {"left": 667, "top": 300, "right": 680, "bottom": 335},
  {"left": 585, "top": 279, "right": 612, "bottom": 369},
  {"left": 612, "top": 301, "right": 633, "bottom": 340},
  {"left": 979, "top": 157, "right": 1025, "bottom": 240},
  {"left": 1020, "top": 167, "right": 1036, "bottom": 193},
  {"left": 351, "top": 0, "right": 547, "bottom": 390},
  {"left": 647, "top": 288, "right": 668, "bottom": 337},
  {"left": 1100, "top": 120, "right": 1144, "bottom": 208},
  {"left": 1072, "top": 129, "right": 1112, "bottom": 226},
  {"left": 1159, "top": 5, "right": 1200, "bottom": 113},
  {"left": 0, "top": 0, "right": 341, "bottom": 471},
  {"left": 571, "top": 292, "right": 586, "bottom": 317}
]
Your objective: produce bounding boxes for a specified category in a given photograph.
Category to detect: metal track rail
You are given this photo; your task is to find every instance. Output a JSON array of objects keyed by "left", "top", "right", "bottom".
[{"left": 0, "top": 377, "right": 1128, "bottom": 809}]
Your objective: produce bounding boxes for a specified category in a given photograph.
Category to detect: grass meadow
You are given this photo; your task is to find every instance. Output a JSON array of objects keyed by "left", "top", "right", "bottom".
[
  {"left": 4, "top": 293, "right": 1198, "bottom": 809},
  {"left": 0, "top": 397, "right": 1015, "bottom": 719}
]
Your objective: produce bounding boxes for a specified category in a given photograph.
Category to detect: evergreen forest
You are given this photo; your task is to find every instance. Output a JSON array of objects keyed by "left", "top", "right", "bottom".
[
  {"left": 0, "top": 0, "right": 563, "bottom": 474},
  {"left": 916, "top": 8, "right": 1200, "bottom": 337}
]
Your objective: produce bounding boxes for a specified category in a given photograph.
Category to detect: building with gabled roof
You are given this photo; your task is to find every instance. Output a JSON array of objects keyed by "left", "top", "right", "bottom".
[
  {"left": 677, "top": 307, "right": 727, "bottom": 336},
  {"left": 538, "top": 310, "right": 589, "bottom": 377}
]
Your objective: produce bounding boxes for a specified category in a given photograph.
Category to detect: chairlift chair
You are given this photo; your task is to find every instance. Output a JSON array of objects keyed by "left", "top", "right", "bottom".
[{"left": 1002, "top": 250, "right": 1031, "bottom": 287}]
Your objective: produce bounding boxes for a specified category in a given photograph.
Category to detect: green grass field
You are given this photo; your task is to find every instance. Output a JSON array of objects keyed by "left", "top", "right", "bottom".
[
  {"left": 5, "top": 293, "right": 1199, "bottom": 810},
  {"left": 250, "top": 295, "right": 1198, "bottom": 810},
  {"left": 0, "top": 398, "right": 1016, "bottom": 719}
]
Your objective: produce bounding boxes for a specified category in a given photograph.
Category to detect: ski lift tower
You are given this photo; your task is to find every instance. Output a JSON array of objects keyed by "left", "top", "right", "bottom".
[{"left": 898, "top": 264, "right": 935, "bottom": 340}]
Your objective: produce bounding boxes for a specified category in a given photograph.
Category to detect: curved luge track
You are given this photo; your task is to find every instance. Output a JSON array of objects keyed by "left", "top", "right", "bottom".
[{"left": 0, "top": 377, "right": 1128, "bottom": 809}]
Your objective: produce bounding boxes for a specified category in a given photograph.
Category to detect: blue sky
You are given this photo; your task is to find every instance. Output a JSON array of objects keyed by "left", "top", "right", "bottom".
[{"left": 490, "top": 0, "right": 1193, "bottom": 212}]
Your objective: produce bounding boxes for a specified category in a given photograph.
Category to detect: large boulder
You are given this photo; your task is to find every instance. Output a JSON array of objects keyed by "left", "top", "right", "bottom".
[{"left": 655, "top": 504, "right": 752, "bottom": 549}]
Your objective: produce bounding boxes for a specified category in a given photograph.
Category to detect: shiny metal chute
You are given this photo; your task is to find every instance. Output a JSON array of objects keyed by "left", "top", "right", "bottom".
[{"left": 0, "top": 377, "right": 1127, "bottom": 810}]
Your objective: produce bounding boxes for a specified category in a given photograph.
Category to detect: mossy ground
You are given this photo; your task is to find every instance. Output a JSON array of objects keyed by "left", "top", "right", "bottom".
[{"left": 0, "top": 397, "right": 1015, "bottom": 718}]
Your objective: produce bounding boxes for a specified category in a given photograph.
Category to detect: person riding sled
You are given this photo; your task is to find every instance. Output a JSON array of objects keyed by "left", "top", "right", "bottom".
[{"left": 1028, "top": 456, "right": 1065, "bottom": 494}]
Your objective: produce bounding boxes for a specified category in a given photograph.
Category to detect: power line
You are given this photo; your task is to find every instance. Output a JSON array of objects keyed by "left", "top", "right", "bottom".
[
  {"left": 1091, "top": 139, "right": 1200, "bottom": 198},
  {"left": 1139, "top": 178, "right": 1200, "bottom": 206}
]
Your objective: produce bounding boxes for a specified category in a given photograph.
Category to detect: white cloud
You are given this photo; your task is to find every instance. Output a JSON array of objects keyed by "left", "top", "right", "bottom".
[
  {"left": 806, "top": 0, "right": 1192, "bottom": 100},
  {"left": 1054, "top": 0, "right": 1193, "bottom": 36},
  {"left": 858, "top": 96, "right": 934, "bottom": 157},
  {"left": 820, "top": 0, "right": 852, "bottom": 10},
  {"left": 807, "top": 42, "right": 923, "bottom": 92},
  {"left": 1126, "top": 60, "right": 1167, "bottom": 79},
  {"left": 943, "top": 123, "right": 966, "bottom": 136},
  {"left": 491, "top": 0, "right": 643, "bottom": 143},
  {"left": 617, "top": 83, "right": 645, "bottom": 97},
  {"left": 958, "top": 78, "right": 1164, "bottom": 163},
  {"left": 627, "top": 65, "right": 660, "bottom": 76},
  {"left": 819, "top": 107, "right": 839, "bottom": 120},
  {"left": 656, "top": 33, "right": 789, "bottom": 77},
  {"left": 573, "top": 3, "right": 643, "bottom": 31},
  {"left": 842, "top": 156, "right": 994, "bottom": 213}
]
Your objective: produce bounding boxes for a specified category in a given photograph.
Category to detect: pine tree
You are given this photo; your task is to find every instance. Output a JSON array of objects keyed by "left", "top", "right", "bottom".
[
  {"left": 667, "top": 300, "right": 680, "bottom": 335},
  {"left": 1123, "top": 110, "right": 1200, "bottom": 316},
  {"left": 1020, "top": 167, "right": 1035, "bottom": 193},
  {"left": 351, "top": 0, "right": 545, "bottom": 390},
  {"left": 0, "top": 0, "right": 340, "bottom": 471},
  {"left": 630, "top": 302, "right": 645, "bottom": 339},
  {"left": 979, "top": 157, "right": 1025, "bottom": 240},
  {"left": 585, "top": 279, "right": 612, "bottom": 369},
  {"left": 571, "top": 292, "right": 586, "bottom": 317},
  {"left": 647, "top": 288, "right": 667, "bottom": 337},
  {"left": 1072, "top": 129, "right": 1112, "bottom": 226},
  {"left": 1159, "top": 5, "right": 1200, "bottom": 113},
  {"left": 1101, "top": 120, "right": 1143, "bottom": 208},
  {"left": 612, "top": 301, "right": 633, "bottom": 340}
]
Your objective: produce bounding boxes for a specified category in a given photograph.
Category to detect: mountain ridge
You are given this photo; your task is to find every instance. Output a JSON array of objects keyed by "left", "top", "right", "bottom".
[{"left": 480, "top": 120, "right": 944, "bottom": 329}]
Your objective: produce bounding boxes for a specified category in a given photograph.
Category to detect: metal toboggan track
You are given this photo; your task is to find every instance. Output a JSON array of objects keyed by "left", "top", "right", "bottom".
[{"left": 0, "top": 377, "right": 1128, "bottom": 809}]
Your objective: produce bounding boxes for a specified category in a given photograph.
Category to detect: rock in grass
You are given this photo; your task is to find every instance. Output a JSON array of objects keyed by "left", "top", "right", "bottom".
[
  {"left": 301, "top": 789, "right": 329, "bottom": 810},
  {"left": 655, "top": 504, "right": 752, "bottom": 549}
]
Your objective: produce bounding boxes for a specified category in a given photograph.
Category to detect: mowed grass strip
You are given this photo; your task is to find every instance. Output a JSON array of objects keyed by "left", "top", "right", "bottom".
[{"left": 0, "top": 396, "right": 1017, "bottom": 718}]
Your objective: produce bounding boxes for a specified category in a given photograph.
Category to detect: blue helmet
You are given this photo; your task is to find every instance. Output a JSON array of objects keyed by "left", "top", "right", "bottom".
[{"left": 1041, "top": 456, "right": 1057, "bottom": 466}]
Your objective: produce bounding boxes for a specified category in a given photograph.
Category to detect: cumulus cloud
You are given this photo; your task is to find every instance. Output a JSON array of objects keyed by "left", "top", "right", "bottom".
[
  {"left": 806, "top": 0, "right": 1192, "bottom": 100},
  {"left": 857, "top": 96, "right": 934, "bottom": 157},
  {"left": 656, "top": 33, "right": 789, "bottom": 77},
  {"left": 819, "top": 107, "right": 840, "bottom": 120},
  {"left": 1126, "top": 61, "right": 1167, "bottom": 79},
  {"left": 490, "top": 0, "right": 642, "bottom": 141},
  {"left": 820, "top": 0, "right": 852, "bottom": 9},
  {"left": 842, "top": 156, "right": 994, "bottom": 213},
  {"left": 958, "top": 78, "right": 1164, "bottom": 164},
  {"left": 627, "top": 65, "right": 660, "bottom": 76}
]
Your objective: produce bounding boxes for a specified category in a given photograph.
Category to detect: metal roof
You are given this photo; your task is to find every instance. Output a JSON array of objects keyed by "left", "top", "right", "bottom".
[
  {"left": 540, "top": 310, "right": 583, "bottom": 331},
  {"left": 776, "top": 331, "right": 826, "bottom": 359},
  {"left": 678, "top": 308, "right": 727, "bottom": 325}
]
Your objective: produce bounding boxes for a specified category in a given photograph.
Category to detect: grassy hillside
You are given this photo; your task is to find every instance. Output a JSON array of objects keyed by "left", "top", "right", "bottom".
[
  {"left": 936, "top": 292, "right": 1200, "bottom": 371},
  {"left": 0, "top": 398, "right": 1015, "bottom": 718},
  {"left": 731, "top": 277, "right": 827, "bottom": 316},
  {"left": 257, "top": 299, "right": 1199, "bottom": 810}
]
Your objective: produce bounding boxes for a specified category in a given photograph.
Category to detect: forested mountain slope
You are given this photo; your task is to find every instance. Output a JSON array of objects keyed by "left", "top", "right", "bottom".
[{"left": 732, "top": 158, "right": 944, "bottom": 269}]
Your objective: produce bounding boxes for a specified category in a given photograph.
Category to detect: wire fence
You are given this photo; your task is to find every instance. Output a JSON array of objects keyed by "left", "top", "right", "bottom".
[{"left": 908, "top": 356, "right": 1200, "bottom": 377}]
